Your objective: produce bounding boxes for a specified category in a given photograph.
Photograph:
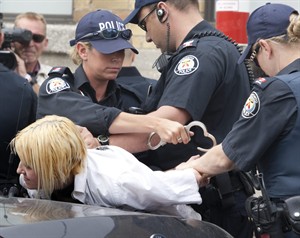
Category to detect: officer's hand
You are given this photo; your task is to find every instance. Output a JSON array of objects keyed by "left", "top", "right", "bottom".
[
  {"left": 12, "top": 51, "right": 27, "bottom": 78},
  {"left": 175, "top": 155, "right": 200, "bottom": 170},
  {"left": 155, "top": 118, "right": 191, "bottom": 145},
  {"left": 192, "top": 169, "right": 210, "bottom": 187},
  {"left": 77, "top": 125, "right": 99, "bottom": 149}
]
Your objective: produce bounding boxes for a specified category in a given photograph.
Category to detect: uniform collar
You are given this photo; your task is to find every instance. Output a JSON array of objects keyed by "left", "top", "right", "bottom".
[
  {"left": 73, "top": 64, "right": 121, "bottom": 104},
  {"left": 277, "top": 58, "right": 300, "bottom": 76},
  {"left": 74, "top": 64, "right": 90, "bottom": 88}
]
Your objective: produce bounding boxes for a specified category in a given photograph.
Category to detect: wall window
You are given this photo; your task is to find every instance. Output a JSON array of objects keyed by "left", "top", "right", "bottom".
[{"left": 0, "top": 0, "right": 73, "bottom": 23}]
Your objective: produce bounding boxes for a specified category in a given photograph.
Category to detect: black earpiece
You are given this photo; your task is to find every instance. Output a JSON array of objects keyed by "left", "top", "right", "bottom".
[{"left": 156, "top": 9, "right": 165, "bottom": 22}]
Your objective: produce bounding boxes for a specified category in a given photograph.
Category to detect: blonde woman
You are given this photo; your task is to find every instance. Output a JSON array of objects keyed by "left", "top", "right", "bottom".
[{"left": 11, "top": 115, "right": 202, "bottom": 219}]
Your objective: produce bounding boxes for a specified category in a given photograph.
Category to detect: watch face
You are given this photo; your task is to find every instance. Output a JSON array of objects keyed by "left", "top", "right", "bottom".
[{"left": 97, "top": 135, "right": 109, "bottom": 145}]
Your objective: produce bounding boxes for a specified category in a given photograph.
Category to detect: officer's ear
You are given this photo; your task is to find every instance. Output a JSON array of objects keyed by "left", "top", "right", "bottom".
[
  {"left": 76, "top": 42, "right": 89, "bottom": 60},
  {"left": 259, "top": 39, "right": 273, "bottom": 59},
  {"left": 156, "top": 2, "right": 168, "bottom": 23}
]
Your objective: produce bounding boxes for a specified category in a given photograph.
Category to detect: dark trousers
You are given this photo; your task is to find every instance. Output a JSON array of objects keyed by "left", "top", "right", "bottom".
[{"left": 194, "top": 188, "right": 254, "bottom": 238}]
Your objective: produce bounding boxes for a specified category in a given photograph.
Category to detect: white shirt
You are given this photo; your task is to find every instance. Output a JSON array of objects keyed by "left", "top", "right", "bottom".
[
  {"left": 36, "top": 63, "right": 52, "bottom": 86},
  {"left": 73, "top": 146, "right": 201, "bottom": 211}
]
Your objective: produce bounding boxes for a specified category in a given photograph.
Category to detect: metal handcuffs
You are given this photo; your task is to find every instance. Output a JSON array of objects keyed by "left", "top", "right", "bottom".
[{"left": 147, "top": 121, "right": 217, "bottom": 151}]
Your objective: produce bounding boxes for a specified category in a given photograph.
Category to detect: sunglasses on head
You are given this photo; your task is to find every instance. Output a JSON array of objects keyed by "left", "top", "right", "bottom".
[
  {"left": 76, "top": 28, "right": 132, "bottom": 43},
  {"left": 32, "top": 33, "right": 45, "bottom": 43}
]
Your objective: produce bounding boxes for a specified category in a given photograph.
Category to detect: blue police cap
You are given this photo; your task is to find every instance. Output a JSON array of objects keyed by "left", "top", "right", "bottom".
[
  {"left": 238, "top": 3, "right": 298, "bottom": 64},
  {"left": 124, "top": 0, "right": 166, "bottom": 24},
  {"left": 70, "top": 10, "right": 138, "bottom": 54}
]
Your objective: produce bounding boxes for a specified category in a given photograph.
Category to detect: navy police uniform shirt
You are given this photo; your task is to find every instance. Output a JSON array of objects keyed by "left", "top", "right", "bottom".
[
  {"left": 222, "top": 59, "right": 300, "bottom": 197},
  {"left": 37, "top": 65, "right": 122, "bottom": 136},
  {"left": 142, "top": 21, "right": 251, "bottom": 170},
  {"left": 116, "top": 66, "right": 157, "bottom": 112},
  {"left": 0, "top": 63, "right": 37, "bottom": 180}
]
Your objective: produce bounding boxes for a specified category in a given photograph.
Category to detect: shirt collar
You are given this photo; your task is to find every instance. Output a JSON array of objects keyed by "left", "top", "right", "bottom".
[
  {"left": 73, "top": 64, "right": 121, "bottom": 103},
  {"left": 277, "top": 58, "right": 300, "bottom": 76},
  {"left": 28, "top": 61, "right": 41, "bottom": 77}
]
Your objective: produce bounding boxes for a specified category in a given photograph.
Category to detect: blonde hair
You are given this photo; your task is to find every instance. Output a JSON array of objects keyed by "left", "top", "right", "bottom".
[
  {"left": 70, "top": 42, "right": 92, "bottom": 65},
  {"left": 14, "top": 12, "right": 47, "bottom": 35},
  {"left": 10, "top": 115, "right": 86, "bottom": 198},
  {"left": 287, "top": 13, "right": 300, "bottom": 42}
]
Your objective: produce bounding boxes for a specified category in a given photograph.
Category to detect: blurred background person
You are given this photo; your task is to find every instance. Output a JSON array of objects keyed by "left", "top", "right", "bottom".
[{"left": 13, "top": 12, "right": 52, "bottom": 94}]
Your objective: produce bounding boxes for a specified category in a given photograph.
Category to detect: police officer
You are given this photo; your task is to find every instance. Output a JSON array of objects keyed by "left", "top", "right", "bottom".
[
  {"left": 0, "top": 15, "right": 37, "bottom": 195},
  {"left": 119, "top": 1, "right": 254, "bottom": 237},
  {"left": 36, "top": 9, "right": 189, "bottom": 150},
  {"left": 176, "top": 3, "right": 300, "bottom": 238}
]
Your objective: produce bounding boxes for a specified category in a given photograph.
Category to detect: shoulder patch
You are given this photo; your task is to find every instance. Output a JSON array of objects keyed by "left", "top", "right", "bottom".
[
  {"left": 174, "top": 55, "right": 199, "bottom": 76},
  {"left": 182, "top": 40, "right": 197, "bottom": 49},
  {"left": 177, "top": 40, "right": 197, "bottom": 53},
  {"left": 254, "top": 77, "right": 267, "bottom": 85},
  {"left": 49, "top": 67, "right": 64, "bottom": 73},
  {"left": 242, "top": 91, "right": 260, "bottom": 119},
  {"left": 253, "top": 77, "right": 278, "bottom": 90},
  {"left": 46, "top": 77, "right": 70, "bottom": 94}
]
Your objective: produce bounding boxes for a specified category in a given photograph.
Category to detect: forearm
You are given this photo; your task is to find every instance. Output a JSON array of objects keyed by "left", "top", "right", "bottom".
[
  {"left": 119, "top": 169, "right": 201, "bottom": 210},
  {"left": 177, "top": 144, "right": 235, "bottom": 177},
  {"left": 110, "top": 133, "right": 150, "bottom": 153},
  {"left": 109, "top": 112, "right": 189, "bottom": 151},
  {"left": 108, "top": 112, "right": 164, "bottom": 134},
  {"left": 108, "top": 106, "right": 191, "bottom": 152},
  {"left": 109, "top": 113, "right": 172, "bottom": 152},
  {"left": 108, "top": 113, "right": 165, "bottom": 153}
]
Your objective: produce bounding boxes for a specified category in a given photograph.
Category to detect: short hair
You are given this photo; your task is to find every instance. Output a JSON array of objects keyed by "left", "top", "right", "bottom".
[
  {"left": 168, "top": 0, "right": 199, "bottom": 10},
  {"left": 14, "top": 12, "right": 47, "bottom": 35},
  {"left": 145, "top": 0, "right": 198, "bottom": 11},
  {"left": 10, "top": 115, "right": 86, "bottom": 198}
]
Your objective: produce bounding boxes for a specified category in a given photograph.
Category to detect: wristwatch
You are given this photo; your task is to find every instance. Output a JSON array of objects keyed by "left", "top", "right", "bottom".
[
  {"left": 25, "top": 74, "right": 37, "bottom": 86},
  {"left": 97, "top": 135, "right": 109, "bottom": 146}
]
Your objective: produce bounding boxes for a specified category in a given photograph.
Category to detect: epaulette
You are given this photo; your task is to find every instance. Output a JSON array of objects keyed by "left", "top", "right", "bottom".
[
  {"left": 177, "top": 39, "right": 198, "bottom": 52},
  {"left": 253, "top": 77, "right": 276, "bottom": 90},
  {"left": 48, "top": 66, "right": 74, "bottom": 81}
]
